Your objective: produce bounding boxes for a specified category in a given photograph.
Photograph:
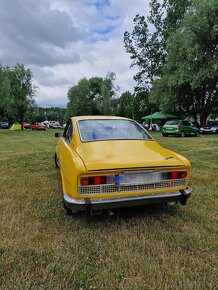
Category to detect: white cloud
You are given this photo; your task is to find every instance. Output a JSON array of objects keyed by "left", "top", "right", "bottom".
[{"left": 0, "top": 0, "right": 150, "bottom": 107}]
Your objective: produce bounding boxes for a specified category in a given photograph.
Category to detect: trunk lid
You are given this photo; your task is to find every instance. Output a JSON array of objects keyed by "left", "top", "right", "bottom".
[{"left": 75, "top": 140, "right": 185, "bottom": 171}]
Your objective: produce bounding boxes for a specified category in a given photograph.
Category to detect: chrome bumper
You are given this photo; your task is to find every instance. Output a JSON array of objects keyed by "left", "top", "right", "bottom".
[{"left": 63, "top": 187, "right": 192, "bottom": 212}]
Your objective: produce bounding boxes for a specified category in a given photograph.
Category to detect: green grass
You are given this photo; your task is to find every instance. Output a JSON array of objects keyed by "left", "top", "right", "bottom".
[{"left": 0, "top": 130, "right": 217, "bottom": 289}]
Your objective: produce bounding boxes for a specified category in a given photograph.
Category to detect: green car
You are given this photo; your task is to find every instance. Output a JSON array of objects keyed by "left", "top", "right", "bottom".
[{"left": 162, "top": 120, "right": 199, "bottom": 137}]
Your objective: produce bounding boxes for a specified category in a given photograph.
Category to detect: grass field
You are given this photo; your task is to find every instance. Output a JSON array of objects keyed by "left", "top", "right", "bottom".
[{"left": 0, "top": 129, "right": 217, "bottom": 289}]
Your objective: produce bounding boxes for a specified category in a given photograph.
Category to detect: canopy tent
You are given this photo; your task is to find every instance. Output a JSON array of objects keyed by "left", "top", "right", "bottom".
[{"left": 142, "top": 112, "right": 177, "bottom": 120}]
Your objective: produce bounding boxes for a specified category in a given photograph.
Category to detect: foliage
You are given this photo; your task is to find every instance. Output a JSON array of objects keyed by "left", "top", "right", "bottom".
[
  {"left": 118, "top": 91, "right": 135, "bottom": 119},
  {"left": 124, "top": 0, "right": 189, "bottom": 91},
  {"left": 65, "top": 73, "right": 119, "bottom": 120},
  {"left": 0, "top": 64, "right": 67, "bottom": 125},
  {"left": 26, "top": 107, "right": 67, "bottom": 125},
  {"left": 118, "top": 91, "right": 156, "bottom": 122},
  {"left": 151, "top": 0, "right": 218, "bottom": 124},
  {"left": 124, "top": 0, "right": 218, "bottom": 124},
  {"left": 0, "top": 64, "right": 35, "bottom": 126}
]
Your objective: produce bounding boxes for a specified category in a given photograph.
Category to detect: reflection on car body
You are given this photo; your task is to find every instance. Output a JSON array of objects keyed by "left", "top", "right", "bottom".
[{"left": 55, "top": 116, "right": 192, "bottom": 216}]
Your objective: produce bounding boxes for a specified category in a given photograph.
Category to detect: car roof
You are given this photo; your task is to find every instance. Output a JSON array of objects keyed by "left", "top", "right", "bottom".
[{"left": 71, "top": 116, "right": 131, "bottom": 122}]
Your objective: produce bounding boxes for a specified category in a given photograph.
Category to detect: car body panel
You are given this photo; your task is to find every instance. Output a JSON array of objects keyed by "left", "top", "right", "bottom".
[
  {"left": 75, "top": 140, "right": 185, "bottom": 171},
  {"left": 22, "top": 122, "right": 31, "bottom": 129},
  {"left": 32, "top": 123, "right": 46, "bottom": 130},
  {"left": 55, "top": 116, "right": 192, "bottom": 210}
]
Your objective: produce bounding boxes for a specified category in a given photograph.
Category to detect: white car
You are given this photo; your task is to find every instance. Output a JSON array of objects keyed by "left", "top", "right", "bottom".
[{"left": 43, "top": 121, "right": 61, "bottom": 129}]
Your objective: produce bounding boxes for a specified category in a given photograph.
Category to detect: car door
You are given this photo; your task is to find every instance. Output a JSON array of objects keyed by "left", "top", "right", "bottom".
[
  {"left": 57, "top": 119, "right": 75, "bottom": 191},
  {"left": 182, "top": 121, "right": 192, "bottom": 134},
  {"left": 59, "top": 119, "right": 73, "bottom": 166}
]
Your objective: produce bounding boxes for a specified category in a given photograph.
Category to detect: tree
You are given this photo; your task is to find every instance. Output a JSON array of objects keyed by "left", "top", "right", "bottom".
[
  {"left": 151, "top": 0, "right": 218, "bottom": 124},
  {"left": 65, "top": 73, "right": 118, "bottom": 119},
  {"left": 124, "top": 0, "right": 218, "bottom": 124},
  {"left": 25, "top": 106, "right": 67, "bottom": 124},
  {"left": 0, "top": 64, "right": 35, "bottom": 127},
  {"left": 123, "top": 0, "right": 190, "bottom": 91},
  {"left": 10, "top": 64, "right": 35, "bottom": 128},
  {"left": 0, "top": 65, "right": 10, "bottom": 121},
  {"left": 118, "top": 91, "right": 135, "bottom": 119}
]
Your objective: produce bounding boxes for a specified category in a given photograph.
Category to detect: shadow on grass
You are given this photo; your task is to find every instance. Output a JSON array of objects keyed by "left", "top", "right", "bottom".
[{"left": 64, "top": 202, "right": 183, "bottom": 225}]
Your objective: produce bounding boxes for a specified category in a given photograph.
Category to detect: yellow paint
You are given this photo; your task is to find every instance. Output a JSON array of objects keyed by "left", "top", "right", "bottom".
[{"left": 56, "top": 116, "right": 191, "bottom": 200}]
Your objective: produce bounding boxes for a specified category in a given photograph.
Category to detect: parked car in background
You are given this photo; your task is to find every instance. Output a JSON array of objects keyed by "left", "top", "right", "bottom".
[
  {"left": 22, "top": 122, "right": 31, "bottom": 129},
  {"left": 162, "top": 120, "right": 199, "bottom": 137},
  {"left": 55, "top": 116, "right": 192, "bottom": 216},
  {"left": 43, "top": 120, "right": 61, "bottom": 128},
  {"left": 52, "top": 123, "right": 62, "bottom": 129},
  {"left": 0, "top": 121, "right": 10, "bottom": 129},
  {"left": 200, "top": 121, "right": 218, "bottom": 134},
  {"left": 32, "top": 123, "right": 46, "bottom": 130}
]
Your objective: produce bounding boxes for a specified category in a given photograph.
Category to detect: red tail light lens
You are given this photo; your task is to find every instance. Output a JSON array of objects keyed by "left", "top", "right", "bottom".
[
  {"left": 80, "top": 176, "right": 108, "bottom": 186},
  {"left": 80, "top": 177, "right": 90, "bottom": 186},
  {"left": 167, "top": 171, "right": 187, "bottom": 179},
  {"left": 177, "top": 124, "right": 181, "bottom": 129}
]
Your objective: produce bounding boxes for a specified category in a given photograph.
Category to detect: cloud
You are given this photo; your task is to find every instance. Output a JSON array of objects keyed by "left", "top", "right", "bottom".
[
  {"left": 0, "top": 0, "right": 82, "bottom": 66},
  {"left": 0, "top": 0, "right": 150, "bottom": 107}
]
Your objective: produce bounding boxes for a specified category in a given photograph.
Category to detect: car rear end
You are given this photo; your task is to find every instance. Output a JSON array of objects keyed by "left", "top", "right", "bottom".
[
  {"left": 59, "top": 117, "right": 192, "bottom": 214},
  {"left": 200, "top": 122, "right": 218, "bottom": 134},
  {"left": 0, "top": 122, "right": 9, "bottom": 129},
  {"left": 162, "top": 120, "right": 181, "bottom": 136},
  {"left": 64, "top": 166, "right": 192, "bottom": 213}
]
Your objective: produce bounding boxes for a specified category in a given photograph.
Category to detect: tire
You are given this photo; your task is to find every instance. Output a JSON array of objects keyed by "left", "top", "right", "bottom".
[
  {"left": 62, "top": 198, "right": 73, "bottom": 216},
  {"left": 180, "top": 131, "right": 185, "bottom": 137},
  {"left": 54, "top": 152, "right": 60, "bottom": 168},
  {"left": 62, "top": 198, "right": 79, "bottom": 216},
  {"left": 162, "top": 133, "right": 168, "bottom": 137}
]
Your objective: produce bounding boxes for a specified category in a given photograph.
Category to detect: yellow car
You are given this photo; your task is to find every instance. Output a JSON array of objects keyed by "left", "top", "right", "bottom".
[{"left": 55, "top": 116, "right": 192, "bottom": 215}]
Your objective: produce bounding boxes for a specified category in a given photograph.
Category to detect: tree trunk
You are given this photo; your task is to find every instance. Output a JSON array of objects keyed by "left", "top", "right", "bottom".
[
  {"left": 200, "top": 111, "right": 209, "bottom": 126},
  {"left": 20, "top": 114, "right": 24, "bottom": 130}
]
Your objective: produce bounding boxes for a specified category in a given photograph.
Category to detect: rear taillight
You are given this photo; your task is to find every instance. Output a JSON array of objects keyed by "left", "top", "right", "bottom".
[
  {"left": 80, "top": 171, "right": 188, "bottom": 187},
  {"left": 167, "top": 171, "right": 187, "bottom": 179},
  {"left": 177, "top": 124, "right": 181, "bottom": 129},
  {"left": 80, "top": 175, "right": 110, "bottom": 186}
]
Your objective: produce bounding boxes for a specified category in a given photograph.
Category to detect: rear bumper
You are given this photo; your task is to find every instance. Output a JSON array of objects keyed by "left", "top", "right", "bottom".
[
  {"left": 200, "top": 130, "right": 217, "bottom": 134},
  {"left": 63, "top": 187, "right": 192, "bottom": 212}
]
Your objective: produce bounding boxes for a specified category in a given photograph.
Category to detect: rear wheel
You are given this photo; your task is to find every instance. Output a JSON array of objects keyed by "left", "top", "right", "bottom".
[
  {"left": 180, "top": 131, "right": 185, "bottom": 137},
  {"left": 62, "top": 198, "right": 79, "bottom": 216},
  {"left": 62, "top": 198, "right": 73, "bottom": 215},
  {"left": 162, "top": 133, "right": 168, "bottom": 137}
]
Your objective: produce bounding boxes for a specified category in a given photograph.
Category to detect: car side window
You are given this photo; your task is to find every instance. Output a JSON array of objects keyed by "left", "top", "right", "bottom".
[
  {"left": 182, "top": 121, "right": 191, "bottom": 126},
  {"left": 63, "top": 119, "right": 73, "bottom": 143}
]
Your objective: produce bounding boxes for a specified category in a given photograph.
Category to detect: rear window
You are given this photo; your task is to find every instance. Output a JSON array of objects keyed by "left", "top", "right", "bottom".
[
  {"left": 205, "top": 122, "right": 218, "bottom": 126},
  {"left": 165, "top": 120, "right": 179, "bottom": 125},
  {"left": 78, "top": 119, "right": 152, "bottom": 142}
]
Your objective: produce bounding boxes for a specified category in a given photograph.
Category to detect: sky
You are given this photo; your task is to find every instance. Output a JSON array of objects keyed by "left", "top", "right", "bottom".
[{"left": 0, "top": 0, "right": 150, "bottom": 107}]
